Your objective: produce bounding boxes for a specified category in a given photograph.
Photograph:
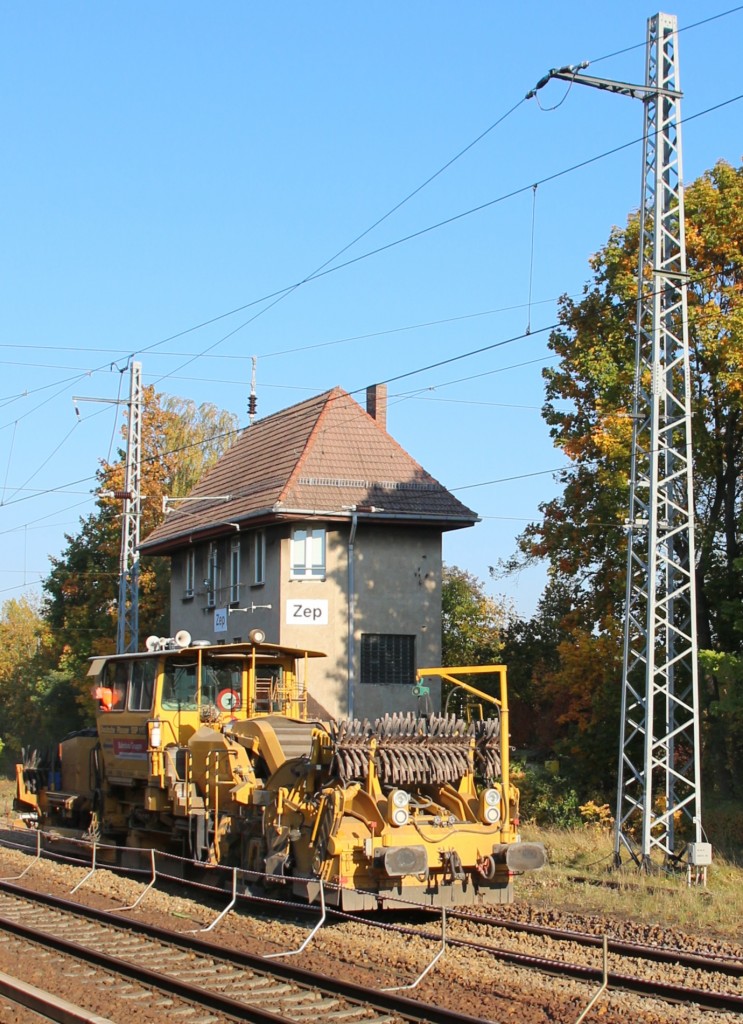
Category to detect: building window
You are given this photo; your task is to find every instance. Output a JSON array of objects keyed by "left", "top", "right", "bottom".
[
  {"left": 184, "top": 549, "right": 195, "bottom": 598},
  {"left": 360, "top": 634, "right": 416, "bottom": 685},
  {"left": 230, "top": 538, "right": 241, "bottom": 605},
  {"left": 290, "top": 526, "right": 326, "bottom": 579},
  {"left": 251, "top": 530, "right": 265, "bottom": 585},
  {"left": 206, "top": 542, "right": 218, "bottom": 608}
]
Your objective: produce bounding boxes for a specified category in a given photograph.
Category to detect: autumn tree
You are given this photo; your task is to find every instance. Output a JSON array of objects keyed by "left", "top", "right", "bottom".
[
  {"left": 44, "top": 388, "right": 239, "bottom": 689},
  {"left": 500, "top": 160, "right": 743, "bottom": 798},
  {"left": 500, "top": 579, "right": 574, "bottom": 751},
  {"left": 0, "top": 596, "right": 84, "bottom": 768},
  {"left": 0, "top": 596, "right": 45, "bottom": 761},
  {"left": 162, "top": 395, "right": 240, "bottom": 498}
]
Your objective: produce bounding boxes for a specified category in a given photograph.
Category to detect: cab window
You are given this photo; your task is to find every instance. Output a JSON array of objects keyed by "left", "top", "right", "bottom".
[
  {"left": 162, "top": 661, "right": 198, "bottom": 710},
  {"left": 129, "top": 660, "right": 156, "bottom": 711},
  {"left": 255, "top": 664, "right": 284, "bottom": 712},
  {"left": 201, "top": 657, "right": 244, "bottom": 710},
  {"left": 97, "top": 661, "right": 129, "bottom": 711}
]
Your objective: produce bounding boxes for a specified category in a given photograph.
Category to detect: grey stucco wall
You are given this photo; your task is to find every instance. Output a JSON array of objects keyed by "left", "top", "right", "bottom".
[
  {"left": 168, "top": 530, "right": 281, "bottom": 644},
  {"left": 166, "top": 521, "right": 444, "bottom": 722},
  {"left": 279, "top": 523, "right": 443, "bottom": 721}
]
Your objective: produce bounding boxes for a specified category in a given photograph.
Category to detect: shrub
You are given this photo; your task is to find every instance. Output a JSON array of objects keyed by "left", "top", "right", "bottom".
[
  {"left": 579, "top": 800, "right": 614, "bottom": 830},
  {"left": 513, "top": 761, "right": 582, "bottom": 828}
]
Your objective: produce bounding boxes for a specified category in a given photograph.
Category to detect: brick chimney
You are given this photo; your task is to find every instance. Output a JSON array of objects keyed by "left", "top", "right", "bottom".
[{"left": 366, "top": 383, "right": 387, "bottom": 430}]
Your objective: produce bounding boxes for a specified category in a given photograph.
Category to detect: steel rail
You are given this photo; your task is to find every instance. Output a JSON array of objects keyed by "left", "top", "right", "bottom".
[
  {"left": 457, "top": 938, "right": 743, "bottom": 1014},
  {"left": 347, "top": 914, "right": 743, "bottom": 1014},
  {"left": 0, "top": 969, "right": 114, "bottom": 1024},
  {"left": 2, "top": 823, "right": 737, "bottom": 969},
  {"left": 444, "top": 907, "right": 743, "bottom": 976},
  {"left": 2, "top": 831, "right": 741, "bottom": 1012},
  {"left": 0, "top": 879, "right": 485, "bottom": 1024},
  {"left": 5, "top": 824, "right": 738, "bottom": 976},
  {"left": 0, "top": 909, "right": 291, "bottom": 1024}
]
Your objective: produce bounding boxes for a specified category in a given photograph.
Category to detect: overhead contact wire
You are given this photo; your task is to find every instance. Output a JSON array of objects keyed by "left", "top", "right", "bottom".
[
  {"left": 4, "top": 92, "right": 741, "bottom": 417},
  {"left": 526, "top": 185, "right": 538, "bottom": 335},
  {"left": 1, "top": 421, "right": 19, "bottom": 506},
  {"left": 149, "top": 98, "right": 528, "bottom": 388},
  {"left": 1, "top": 253, "right": 729, "bottom": 523},
  {"left": 588, "top": 3, "right": 743, "bottom": 65}
]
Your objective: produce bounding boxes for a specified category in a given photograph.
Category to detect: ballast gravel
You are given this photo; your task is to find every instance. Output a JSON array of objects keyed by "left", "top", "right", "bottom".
[{"left": 0, "top": 841, "right": 740, "bottom": 1024}]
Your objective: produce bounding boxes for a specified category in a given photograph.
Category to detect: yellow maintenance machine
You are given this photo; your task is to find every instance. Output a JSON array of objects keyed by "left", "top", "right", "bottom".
[{"left": 15, "top": 631, "right": 545, "bottom": 909}]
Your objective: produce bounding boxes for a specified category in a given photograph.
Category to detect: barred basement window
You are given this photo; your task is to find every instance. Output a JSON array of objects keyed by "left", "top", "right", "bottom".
[{"left": 360, "top": 633, "right": 416, "bottom": 685}]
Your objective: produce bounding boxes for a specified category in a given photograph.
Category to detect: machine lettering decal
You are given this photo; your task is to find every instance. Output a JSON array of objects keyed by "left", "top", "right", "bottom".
[{"left": 113, "top": 738, "right": 148, "bottom": 759}]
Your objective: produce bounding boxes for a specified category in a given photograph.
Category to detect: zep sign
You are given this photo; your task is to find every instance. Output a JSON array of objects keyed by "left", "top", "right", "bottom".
[{"left": 286, "top": 598, "right": 328, "bottom": 625}]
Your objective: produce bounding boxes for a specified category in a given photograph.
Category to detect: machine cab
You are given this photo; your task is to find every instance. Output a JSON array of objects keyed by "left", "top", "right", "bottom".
[{"left": 88, "top": 630, "right": 323, "bottom": 786}]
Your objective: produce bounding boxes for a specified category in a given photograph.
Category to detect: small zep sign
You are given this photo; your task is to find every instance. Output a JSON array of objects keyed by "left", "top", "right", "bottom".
[{"left": 286, "top": 598, "right": 328, "bottom": 625}]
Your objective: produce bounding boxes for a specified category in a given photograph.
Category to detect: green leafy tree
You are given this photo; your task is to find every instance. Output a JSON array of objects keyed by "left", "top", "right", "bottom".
[
  {"left": 441, "top": 566, "right": 512, "bottom": 716},
  {"left": 500, "top": 579, "right": 573, "bottom": 751},
  {"left": 499, "top": 160, "right": 743, "bottom": 799},
  {"left": 442, "top": 565, "right": 511, "bottom": 666},
  {"left": 699, "top": 651, "right": 743, "bottom": 800}
]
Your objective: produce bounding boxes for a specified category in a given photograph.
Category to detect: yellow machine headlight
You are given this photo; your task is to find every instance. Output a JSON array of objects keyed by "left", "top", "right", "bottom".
[
  {"left": 149, "top": 719, "right": 162, "bottom": 749},
  {"left": 388, "top": 790, "right": 410, "bottom": 826},
  {"left": 392, "top": 807, "right": 410, "bottom": 826},
  {"left": 480, "top": 788, "right": 501, "bottom": 825}
]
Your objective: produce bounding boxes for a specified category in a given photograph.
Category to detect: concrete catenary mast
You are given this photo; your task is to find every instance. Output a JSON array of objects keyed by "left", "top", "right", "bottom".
[{"left": 529, "top": 13, "right": 706, "bottom": 873}]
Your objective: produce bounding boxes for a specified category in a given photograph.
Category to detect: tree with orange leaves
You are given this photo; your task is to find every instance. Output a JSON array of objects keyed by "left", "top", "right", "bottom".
[
  {"left": 43, "top": 388, "right": 238, "bottom": 691},
  {"left": 499, "top": 160, "right": 743, "bottom": 799}
]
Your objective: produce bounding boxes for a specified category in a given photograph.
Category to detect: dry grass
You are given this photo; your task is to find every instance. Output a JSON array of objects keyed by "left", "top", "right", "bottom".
[
  {"left": 0, "top": 777, "right": 15, "bottom": 817},
  {"left": 519, "top": 823, "right": 743, "bottom": 943}
]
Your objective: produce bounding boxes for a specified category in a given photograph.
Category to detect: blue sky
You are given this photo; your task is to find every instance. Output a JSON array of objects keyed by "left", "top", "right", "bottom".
[{"left": 1, "top": 2, "right": 741, "bottom": 620}]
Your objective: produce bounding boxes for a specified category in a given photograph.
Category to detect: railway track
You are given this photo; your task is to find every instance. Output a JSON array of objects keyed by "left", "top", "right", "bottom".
[
  {"left": 0, "top": 968, "right": 115, "bottom": 1024},
  {"left": 4, "top": 823, "right": 740, "bottom": 969},
  {"left": 1, "top": 828, "right": 742, "bottom": 1020},
  {"left": 0, "top": 880, "right": 483, "bottom": 1024},
  {"left": 354, "top": 908, "right": 743, "bottom": 1015},
  {"left": 445, "top": 905, "right": 743, "bottom": 976}
]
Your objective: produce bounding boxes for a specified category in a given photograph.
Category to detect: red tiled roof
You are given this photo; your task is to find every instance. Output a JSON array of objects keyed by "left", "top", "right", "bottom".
[{"left": 141, "top": 387, "right": 477, "bottom": 553}]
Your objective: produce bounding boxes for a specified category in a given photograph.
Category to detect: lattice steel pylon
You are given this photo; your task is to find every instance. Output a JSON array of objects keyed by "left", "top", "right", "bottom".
[
  {"left": 615, "top": 12, "right": 702, "bottom": 870},
  {"left": 530, "top": 13, "right": 703, "bottom": 869},
  {"left": 117, "top": 361, "right": 143, "bottom": 654}
]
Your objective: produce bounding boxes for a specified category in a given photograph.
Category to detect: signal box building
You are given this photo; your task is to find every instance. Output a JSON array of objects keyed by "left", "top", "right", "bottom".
[{"left": 140, "top": 385, "right": 478, "bottom": 720}]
